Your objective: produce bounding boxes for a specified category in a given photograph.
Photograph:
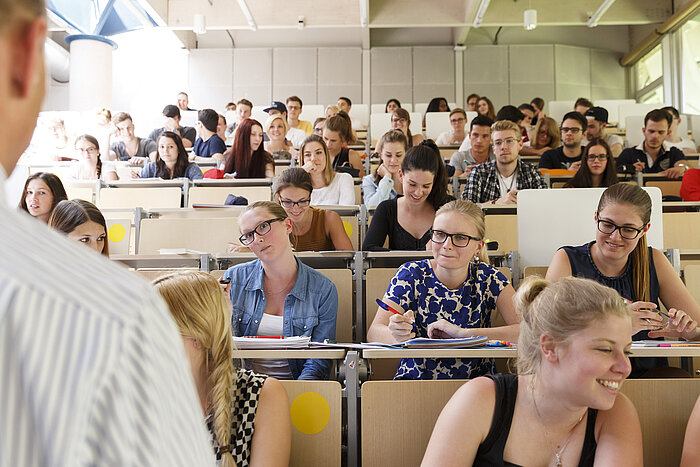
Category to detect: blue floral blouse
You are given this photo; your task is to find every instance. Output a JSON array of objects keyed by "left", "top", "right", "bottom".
[{"left": 383, "top": 259, "right": 509, "bottom": 379}]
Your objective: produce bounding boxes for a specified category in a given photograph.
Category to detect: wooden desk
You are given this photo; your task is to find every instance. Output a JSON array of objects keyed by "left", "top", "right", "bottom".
[{"left": 362, "top": 346, "right": 700, "bottom": 359}]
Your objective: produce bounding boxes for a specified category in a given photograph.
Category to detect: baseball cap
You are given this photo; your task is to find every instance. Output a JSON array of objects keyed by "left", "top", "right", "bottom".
[
  {"left": 264, "top": 101, "right": 287, "bottom": 114},
  {"left": 585, "top": 106, "right": 608, "bottom": 123}
]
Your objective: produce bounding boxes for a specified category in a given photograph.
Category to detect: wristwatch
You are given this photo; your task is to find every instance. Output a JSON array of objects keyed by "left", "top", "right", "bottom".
[{"left": 679, "top": 163, "right": 689, "bottom": 173}]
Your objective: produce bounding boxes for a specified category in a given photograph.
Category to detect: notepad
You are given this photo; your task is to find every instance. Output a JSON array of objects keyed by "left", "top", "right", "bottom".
[
  {"left": 360, "top": 336, "right": 490, "bottom": 349},
  {"left": 233, "top": 335, "right": 311, "bottom": 349},
  {"left": 157, "top": 248, "right": 207, "bottom": 255}
]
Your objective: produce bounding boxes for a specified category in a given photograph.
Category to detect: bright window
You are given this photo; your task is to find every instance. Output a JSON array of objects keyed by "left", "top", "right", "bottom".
[
  {"left": 680, "top": 13, "right": 700, "bottom": 114},
  {"left": 636, "top": 44, "right": 663, "bottom": 90}
]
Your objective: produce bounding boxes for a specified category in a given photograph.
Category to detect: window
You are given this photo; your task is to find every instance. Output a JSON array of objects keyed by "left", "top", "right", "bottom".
[
  {"left": 680, "top": 12, "right": 700, "bottom": 114},
  {"left": 636, "top": 44, "right": 663, "bottom": 89}
]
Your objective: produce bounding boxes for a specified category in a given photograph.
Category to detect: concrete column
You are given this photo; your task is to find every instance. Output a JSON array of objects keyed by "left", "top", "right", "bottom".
[{"left": 65, "top": 34, "right": 117, "bottom": 111}]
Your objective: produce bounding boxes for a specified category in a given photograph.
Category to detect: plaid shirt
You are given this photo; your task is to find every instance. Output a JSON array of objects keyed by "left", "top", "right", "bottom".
[{"left": 461, "top": 159, "right": 547, "bottom": 203}]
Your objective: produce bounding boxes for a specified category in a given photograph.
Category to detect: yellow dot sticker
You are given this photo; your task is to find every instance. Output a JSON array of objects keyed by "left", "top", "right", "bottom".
[
  {"left": 290, "top": 392, "right": 330, "bottom": 435},
  {"left": 108, "top": 224, "right": 127, "bottom": 243},
  {"left": 342, "top": 220, "right": 353, "bottom": 238}
]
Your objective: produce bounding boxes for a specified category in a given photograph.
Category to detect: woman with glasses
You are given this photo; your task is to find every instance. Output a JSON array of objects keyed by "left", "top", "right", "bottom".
[
  {"left": 564, "top": 138, "right": 619, "bottom": 188},
  {"left": 223, "top": 201, "right": 339, "bottom": 380},
  {"left": 367, "top": 200, "right": 519, "bottom": 379},
  {"left": 391, "top": 108, "right": 423, "bottom": 148},
  {"left": 523, "top": 116, "right": 560, "bottom": 157},
  {"left": 546, "top": 183, "right": 700, "bottom": 377},
  {"left": 435, "top": 108, "right": 468, "bottom": 146},
  {"left": 274, "top": 167, "right": 352, "bottom": 252},
  {"left": 70, "top": 134, "right": 118, "bottom": 181}
]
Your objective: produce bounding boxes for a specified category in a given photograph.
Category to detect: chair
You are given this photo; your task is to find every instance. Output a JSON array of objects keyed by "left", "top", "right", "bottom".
[
  {"left": 279, "top": 380, "right": 342, "bottom": 467},
  {"left": 299, "top": 104, "right": 324, "bottom": 124},
  {"left": 348, "top": 104, "right": 369, "bottom": 129},
  {"left": 425, "top": 112, "right": 452, "bottom": 140},
  {"left": 647, "top": 181, "right": 682, "bottom": 198},
  {"left": 414, "top": 103, "right": 428, "bottom": 116},
  {"left": 106, "top": 217, "right": 131, "bottom": 256},
  {"left": 625, "top": 116, "right": 645, "bottom": 147},
  {"left": 369, "top": 113, "right": 392, "bottom": 144},
  {"left": 523, "top": 266, "right": 548, "bottom": 279},
  {"left": 485, "top": 214, "right": 518, "bottom": 252},
  {"left": 663, "top": 212, "right": 700, "bottom": 249},
  {"left": 682, "top": 264, "right": 700, "bottom": 305},
  {"left": 97, "top": 186, "right": 182, "bottom": 210},
  {"left": 137, "top": 217, "right": 240, "bottom": 254},
  {"left": 365, "top": 267, "right": 402, "bottom": 378},
  {"left": 188, "top": 185, "right": 272, "bottom": 206},
  {"left": 63, "top": 181, "right": 96, "bottom": 203},
  {"left": 409, "top": 112, "right": 422, "bottom": 136},
  {"left": 619, "top": 103, "right": 658, "bottom": 130},
  {"left": 594, "top": 99, "right": 635, "bottom": 125},
  {"left": 318, "top": 268, "right": 354, "bottom": 343},
  {"left": 548, "top": 101, "right": 575, "bottom": 126}
]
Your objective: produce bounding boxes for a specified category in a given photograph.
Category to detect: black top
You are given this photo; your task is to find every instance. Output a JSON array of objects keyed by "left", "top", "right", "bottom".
[
  {"left": 539, "top": 146, "right": 584, "bottom": 170},
  {"left": 561, "top": 242, "right": 666, "bottom": 377},
  {"left": 332, "top": 147, "right": 350, "bottom": 170},
  {"left": 148, "top": 126, "right": 196, "bottom": 145},
  {"left": 474, "top": 373, "right": 598, "bottom": 467},
  {"left": 362, "top": 197, "right": 431, "bottom": 251},
  {"left": 616, "top": 145, "right": 686, "bottom": 174}
]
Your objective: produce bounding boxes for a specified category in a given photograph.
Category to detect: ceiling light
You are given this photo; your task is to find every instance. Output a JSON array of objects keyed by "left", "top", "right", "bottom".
[
  {"left": 193, "top": 14, "right": 206, "bottom": 35},
  {"left": 524, "top": 9, "right": 537, "bottom": 30},
  {"left": 588, "top": 0, "right": 617, "bottom": 28},
  {"left": 473, "top": 0, "right": 491, "bottom": 28}
]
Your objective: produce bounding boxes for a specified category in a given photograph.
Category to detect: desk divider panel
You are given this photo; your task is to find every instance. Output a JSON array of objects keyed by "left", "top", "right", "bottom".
[
  {"left": 138, "top": 217, "right": 240, "bottom": 255},
  {"left": 188, "top": 185, "right": 272, "bottom": 206},
  {"left": 97, "top": 186, "right": 183, "bottom": 210},
  {"left": 663, "top": 212, "right": 700, "bottom": 250}
]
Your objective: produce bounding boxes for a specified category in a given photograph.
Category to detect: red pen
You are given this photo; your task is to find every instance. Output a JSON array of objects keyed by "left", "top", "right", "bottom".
[{"left": 376, "top": 298, "right": 402, "bottom": 316}]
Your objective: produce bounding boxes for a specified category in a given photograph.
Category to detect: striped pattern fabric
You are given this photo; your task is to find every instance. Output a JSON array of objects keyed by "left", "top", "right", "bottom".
[{"left": 0, "top": 170, "right": 215, "bottom": 466}]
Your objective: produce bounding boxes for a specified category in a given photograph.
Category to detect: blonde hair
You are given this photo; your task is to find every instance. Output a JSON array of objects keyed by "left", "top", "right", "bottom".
[
  {"left": 264, "top": 113, "right": 289, "bottom": 135},
  {"left": 0, "top": 0, "right": 44, "bottom": 29},
  {"left": 515, "top": 276, "right": 631, "bottom": 375},
  {"left": 491, "top": 120, "right": 522, "bottom": 139},
  {"left": 152, "top": 271, "right": 237, "bottom": 467},
  {"left": 435, "top": 200, "right": 489, "bottom": 265}
]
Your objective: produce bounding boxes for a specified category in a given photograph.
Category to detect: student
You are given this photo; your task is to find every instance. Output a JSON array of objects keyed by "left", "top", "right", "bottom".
[
  {"left": 48, "top": 199, "right": 109, "bottom": 256},
  {"left": 275, "top": 168, "right": 353, "bottom": 251},
  {"left": 422, "top": 276, "right": 643, "bottom": 466},
  {"left": 546, "top": 183, "right": 700, "bottom": 377},
  {"left": 392, "top": 108, "right": 424, "bottom": 148},
  {"left": 385, "top": 98, "right": 401, "bottom": 113},
  {"left": 435, "top": 108, "right": 468, "bottom": 146},
  {"left": 564, "top": 138, "right": 619, "bottom": 188},
  {"left": 367, "top": 200, "right": 518, "bottom": 379},
  {"left": 325, "top": 105, "right": 339, "bottom": 119},
  {"left": 226, "top": 98, "right": 252, "bottom": 138},
  {"left": 466, "top": 93, "right": 480, "bottom": 112},
  {"left": 582, "top": 106, "right": 624, "bottom": 157},
  {"left": 263, "top": 101, "right": 306, "bottom": 148},
  {"left": 286, "top": 96, "right": 313, "bottom": 136},
  {"left": 300, "top": 135, "right": 355, "bottom": 205},
  {"left": 154, "top": 271, "right": 291, "bottom": 466},
  {"left": 323, "top": 115, "right": 365, "bottom": 177},
  {"left": 518, "top": 103, "right": 535, "bottom": 129},
  {"left": 616, "top": 109, "right": 688, "bottom": 178},
  {"left": 662, "top": 106, "right": 697, "bottom": 154},
  {"left": 681, "top": 396, "right": 700, "bottom": 467},
  {"left": 225, "top": 102, "right": 236, "bottom": 112},
  {"left": 336, "top": 96, "right": 352, "bottom": 114},
  {"left": 193, "top": 108, "right": 227, "bottom": 162},
  {"left": 363, "top": 140, "right": 448, "bottom": 251},
  {"left": 530, "top": 96, "right": 545, "bottom": 126},
  {"left": 362, "top": 130, "right": 408, "bottom": 208},
  {"left": 264, "top": 113, "right": 294, "bottom": 160},
  {"left": 223, "top": 201, "right": 339, "bottom": 380},
  {"left": 177, "top": 91, "right": 194, "bottom": 111},
  {"left": 214, "top": 119, "right": 274, "bottom": 179},
  {"left": 19, "top": 172, "right": 68, "bottom": 224},
  {"left": 680, "top": 168, "right": 700, "bottom": 201},
  {"left": 109, "top": 112, "right": 156, "bottom": 165},
  {"left": 41, "top": 116, "right": 73, "bottom": 161},
  {"left": 423, "top": 97, "right": 450, "bottom": 126},
  {"left": 449, "top": 115, "right": 494, "bottom": 178},
  {"left": 216, "top": 113, "right": 227, "bottom": 142},
  {"left": 71, "top": 134, "right": 118, "bottom": 181},
  {"left": 539, "top": 111, "right": 587, "bottom": 171},
  {"left": 476, "top": 96, "right": 497, "bottom": 122},
  {"left": 313, "top": 117, "right": 326, "bottom": 136},
  {"left": 525, "top": 116, "right": 560, "bottom": 156},
  {"left": 574, "top": 97, "right": 593, "bottom": 115},
  {"left": 462, "top": 120, "right": 547, "bottom": 205},
  {"left": 139, "top": 132, "right": 203, "bottom": 181},
  {"left": 148, "top": 104, "right": 196, "bottom": 148}
]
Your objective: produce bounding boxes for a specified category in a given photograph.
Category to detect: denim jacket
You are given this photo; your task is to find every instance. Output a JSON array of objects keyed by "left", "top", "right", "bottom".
[{"left": 224, "top": 257, "right": 338, "bottom": 380}]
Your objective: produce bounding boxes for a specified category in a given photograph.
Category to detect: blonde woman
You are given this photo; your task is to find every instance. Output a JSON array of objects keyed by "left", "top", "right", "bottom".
[
  {"left": 264, "top": 114, "right": 294, "bottom": 160},
  {"left": 300, "top": 135, "right": 355, "bottom": 205},
  {"left": 423, "top": 276, "right": 643, "bottom": 466},
  {"left": 367, "top": 200, "right": 519, "bottom": 379},
  {"left": 153, "top": 271, "right": 291, "bottom": 466},
  {"left": 522, "top": 116, "right": 561, "bottom": 156}
]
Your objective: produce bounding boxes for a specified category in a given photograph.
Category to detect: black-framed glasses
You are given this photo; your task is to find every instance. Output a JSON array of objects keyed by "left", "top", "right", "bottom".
[
  {"left": 561, "top": 127, "right": 582, "bottom": 134},
  {"left": 391, "top": 118, "right": 407, "bottom": 124},
  {"left": 239, "top": 217, "right": 285, "bottom": 245},
  {"left": 279, "top": 198, "right": 310, "bottom": 209},
  {"left": 587, "top": 154, "right": 607, "bottom": 161},
  {"left": 596, "top": 218, "right": 645, "bottom": 240},
  {"left": 429, "top": 229, "right": 481, "bottom": 248}
]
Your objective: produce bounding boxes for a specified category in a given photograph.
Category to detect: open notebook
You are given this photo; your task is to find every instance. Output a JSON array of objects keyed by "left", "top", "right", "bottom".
[{"left": 233, "top": 335, "right": 311, "bottom": 349}]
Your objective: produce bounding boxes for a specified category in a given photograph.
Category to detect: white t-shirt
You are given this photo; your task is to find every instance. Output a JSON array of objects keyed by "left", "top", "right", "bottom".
[
  {"left": 665, "top": 138, "right": 697, "bottom": 152},
  {"left": 311, "top": 172, "right": 355, "bottom": 205},
  {"left": 248, "top": 313, "right": 294, "bottom": 379},
  {"left": 497, "top": 171, "right": 518, "bottom": 196},
  {"left": 286, "top": 128, "right": 307, "bottom": 148},
  {"left": 435, "top": 129, "right": 465, "bottom": 146}
]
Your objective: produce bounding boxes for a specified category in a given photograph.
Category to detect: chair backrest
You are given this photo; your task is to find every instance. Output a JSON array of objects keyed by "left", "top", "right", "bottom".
[
  {"left": 523, "top": 266, "right": 548, "bottom": 279},
  {"left": 250, "top": 106, "right": 269, "bottom": 126},
  {"left": 97, "top": 186, "right": 182, "bottom": 210},
  {"left": 279, "top": 380, "right": 342, "bottom": 467},
  {"left": 299, "top": 104, "right": 324, "bottom": 123},
  {"left": 485, "top": 214, "right": 518, "bottom": 252},
  {"left": 548, "top": 100, "right": 576, "bottom": 126},
  {"left": 348, "top": 104, "right": 369, "bottom": 129},
  {"left": 371, "top": 103, "right": 414, "bottom": 114},
  {"left": 683, "top": 264, "right": 700, "bottom": 305},
  {"left": 409, "top": 112, "right": 422, "bottom": 136},
  {"left": 414, "top": 103, "right": 428, "bottom": 116},
  {"left": 594, "top": 99, "right": 635, "bottom": 125},
  {"left": 425, "top": 112, "right": 452, "bottom": 140},
  {"left": 225, "top": 110, "right": 236, "bottom": 126},
  {"left": 625, "top": 115, "right": 645, "bottom": 147},
  {"left": 106, "top": 217, "right": 131, "bottom": 256},
  {"left": 63, "top": 181, "right": 96, "bottom": 203},
  {"left": 369, "top": 113, "right": 392, "bottom": 143},
  {"left": 188, "top": 185, "right": 272, "bottom": 206},
  {"left": 179, "top": 110, "right": 199, "bottom": 129},
  {"left": 618, "top": 103, "right": 658, "bottom": 130},
  {"left": 365, "top": 267, "right": 398, "bottom": 336},
  {"left": 663, "top": 212, "right": 700, "bottom": 249},
  {"left": 137, "top": 217, "right": 240, "bottom": 254},
  {"left": 317, "top": 268, "right": 353, "bottom": 343},
  {"left": 690, "top": 114, "right": 700, "bottom": 143},
  {"left": 647, "top": 180, "right": 682, "bottom": 197},
  {"left": 678, "top": 113, "right": 689, "bottom": 138}
]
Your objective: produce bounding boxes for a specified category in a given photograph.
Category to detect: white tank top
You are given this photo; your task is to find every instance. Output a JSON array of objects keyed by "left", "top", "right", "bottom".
[{"left": 247, "top": 313, "right": 294, "bottom": 379}]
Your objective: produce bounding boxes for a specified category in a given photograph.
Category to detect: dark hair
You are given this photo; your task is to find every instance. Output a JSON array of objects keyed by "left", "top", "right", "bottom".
[
  {"left": 275, "top": 167, "right": 313, "bottom": 197},
  {"left": 286, "top": 96, "right": 303, "bottom": 108},
  {"left": 237, "top": 98, "right": 253, "bottom": 109},
  {"left": 561, "top": 111, "right": 588, "bottom": 131},
  {"left": 530, "top": 97, "right": 544, "bottom": 110},
  {"left": 574, "top": 97, "right": 593, "bottom": 109},
  {"left": 496, "top": 105, "right": 525, "bottom": 124},
  {"left": 163, "top": 104, "right": 181, "bottom": 119},
  {"left": 426, "top": 98, "right": 450, "bottom": 113},
  {"left": 392, "top": 108, "right": 414, "bottom": 143},
  {"left": 19, "top": 172, "right": 68, "bottom": 215},
  {"left": 477, "top": 97, "right": 496, "bottom": 121},
  {"left": 518, "top": 103, "right": 535, "bottom": 113},
  {"left": 198, "top": 109, "right": 219, "bottom": 132},
  {"left": 338, "top": 96, "right": 352, "bottom": 107},
  {"left": 48, "top": 199, "right": 109, "bottom": 256},
  {"left": 75, "top": 134, "right": 102, "bottom": 179},
  {"left": 325, "top": 114, "right": 355, "bottom": 144},
  {"left": 401, "top": 139, "right": 448, "bottom": 210},
  {"left": 385, "top": 98, "right": 401, "bottom": 112},
  {"left": 154, "top": 132, "right": 190, "bottom": 179},
  {"left": 375, "top": 129, "right": 408, "bottom": 185},
  {"left": 644, "top": 109, "right": 672, "bottom": 127},
  {"left": 661, "top": 106, "right": 680, "bottom": 119},
  {"left": 564, "top": 138, "right": 618, "bottom": 189},
  {"left": 467, "top": 93, "right": 480, "bottom": 102},
  {"left": 223, "top": 118, "right": 272, "bottom": 178},
  {"left": 313, "top": 117, "right": 326, "bottom": 128},
  {"left": 470, "top": 115, "right": 494, "bottom": 132}
]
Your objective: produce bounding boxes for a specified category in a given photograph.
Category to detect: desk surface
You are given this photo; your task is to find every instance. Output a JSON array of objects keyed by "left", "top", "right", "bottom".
[{"left": 362, "top": 346, "right": 700, "bottom": 358}]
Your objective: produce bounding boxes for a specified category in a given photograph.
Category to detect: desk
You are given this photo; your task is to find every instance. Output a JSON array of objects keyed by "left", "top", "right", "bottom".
[
  {"left": 363, "top": 346, "right": 700, "bottom": 359},
  {"left": 237, "top": 349, "right": 346, "bottom": 359}
]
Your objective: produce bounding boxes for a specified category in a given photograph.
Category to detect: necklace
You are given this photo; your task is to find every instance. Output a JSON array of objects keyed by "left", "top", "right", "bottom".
[
  {"left": 531, "top": 383, "right": 586, "bottom": 467},
  {"left": 497, "top": 168, "right": 517, "bottom": 192},
  {"left": 263, "top": 274, "right": 296, "bottom": 295}
]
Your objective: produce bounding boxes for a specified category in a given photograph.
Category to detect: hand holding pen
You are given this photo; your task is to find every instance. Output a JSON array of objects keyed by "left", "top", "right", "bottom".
[
  {"left": 376, "top": 299, "right": 416, "bottom": 343},
  {"left": 648, "top": 308, "right": 700, "bottom": 341}
]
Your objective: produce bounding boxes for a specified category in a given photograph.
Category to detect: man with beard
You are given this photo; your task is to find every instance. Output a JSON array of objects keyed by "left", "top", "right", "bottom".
[{"left": 539, "top": 111, "right": 587, "bottom": 172}]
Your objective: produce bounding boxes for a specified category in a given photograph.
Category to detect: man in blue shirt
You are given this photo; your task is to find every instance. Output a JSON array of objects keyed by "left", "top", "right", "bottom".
[{"left": 193, "top": 108, "right": 227, "bottom": 162}]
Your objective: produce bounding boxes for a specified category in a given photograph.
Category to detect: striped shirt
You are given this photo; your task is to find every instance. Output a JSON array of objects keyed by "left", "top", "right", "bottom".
[{"left": 0, "top": 167, "right": 215, "bottom": 466}]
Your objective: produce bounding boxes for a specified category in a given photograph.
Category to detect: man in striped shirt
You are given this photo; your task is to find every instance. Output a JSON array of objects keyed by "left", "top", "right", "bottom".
[{"left": 0, "top": 2, "right": 215, "bottom": 465}]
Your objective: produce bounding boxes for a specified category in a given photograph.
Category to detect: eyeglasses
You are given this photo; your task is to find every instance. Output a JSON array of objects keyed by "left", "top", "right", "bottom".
[
  {"left": 77, "top": 147, "right": 98, "bottom": 154},
  {"left": 279, "top": 198, "right": 310, "bottom": 208},
  {"left": 587, "top": 154, "right": 607, "bottom": 161},
  {"left": 429, "top": 229, "right": 480, "bottom": 248},
  {"left": 238, "top": 217, "right": 285, "bottom": 245},
  {"left": 493, "top": 137, "right": 519, "bottom": 147},
  {"left": 561, "top": 127, "right": 582, "bottom": 134},
  {"left": 391, "top": 118, "right": 407, "bottom": 124},
  {"left": 450, "top": 118, "right": 466, "bottom": 124},
  {"left": 596, "top": 218, "right": 645, "bottom": 240}
]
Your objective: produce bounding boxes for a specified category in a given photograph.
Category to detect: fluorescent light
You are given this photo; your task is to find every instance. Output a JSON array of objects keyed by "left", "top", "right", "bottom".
[
  {"left": 236, "top": 0, "right": 258, "bottom": 31},
  {"left": 360, "top": 0, "right": 369, "bottom": 28},
  {"left": 193, "top": 14, "right": 206, "bottom": 35},
  {"left": 524, "top": 9, "right": 537, "bottom": 30},
  {"left": 473, "top": 0, "right": 491, "bottom": 28},
  {"left": 588, "top": 0, "right": 616, "bottom": 28}
]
